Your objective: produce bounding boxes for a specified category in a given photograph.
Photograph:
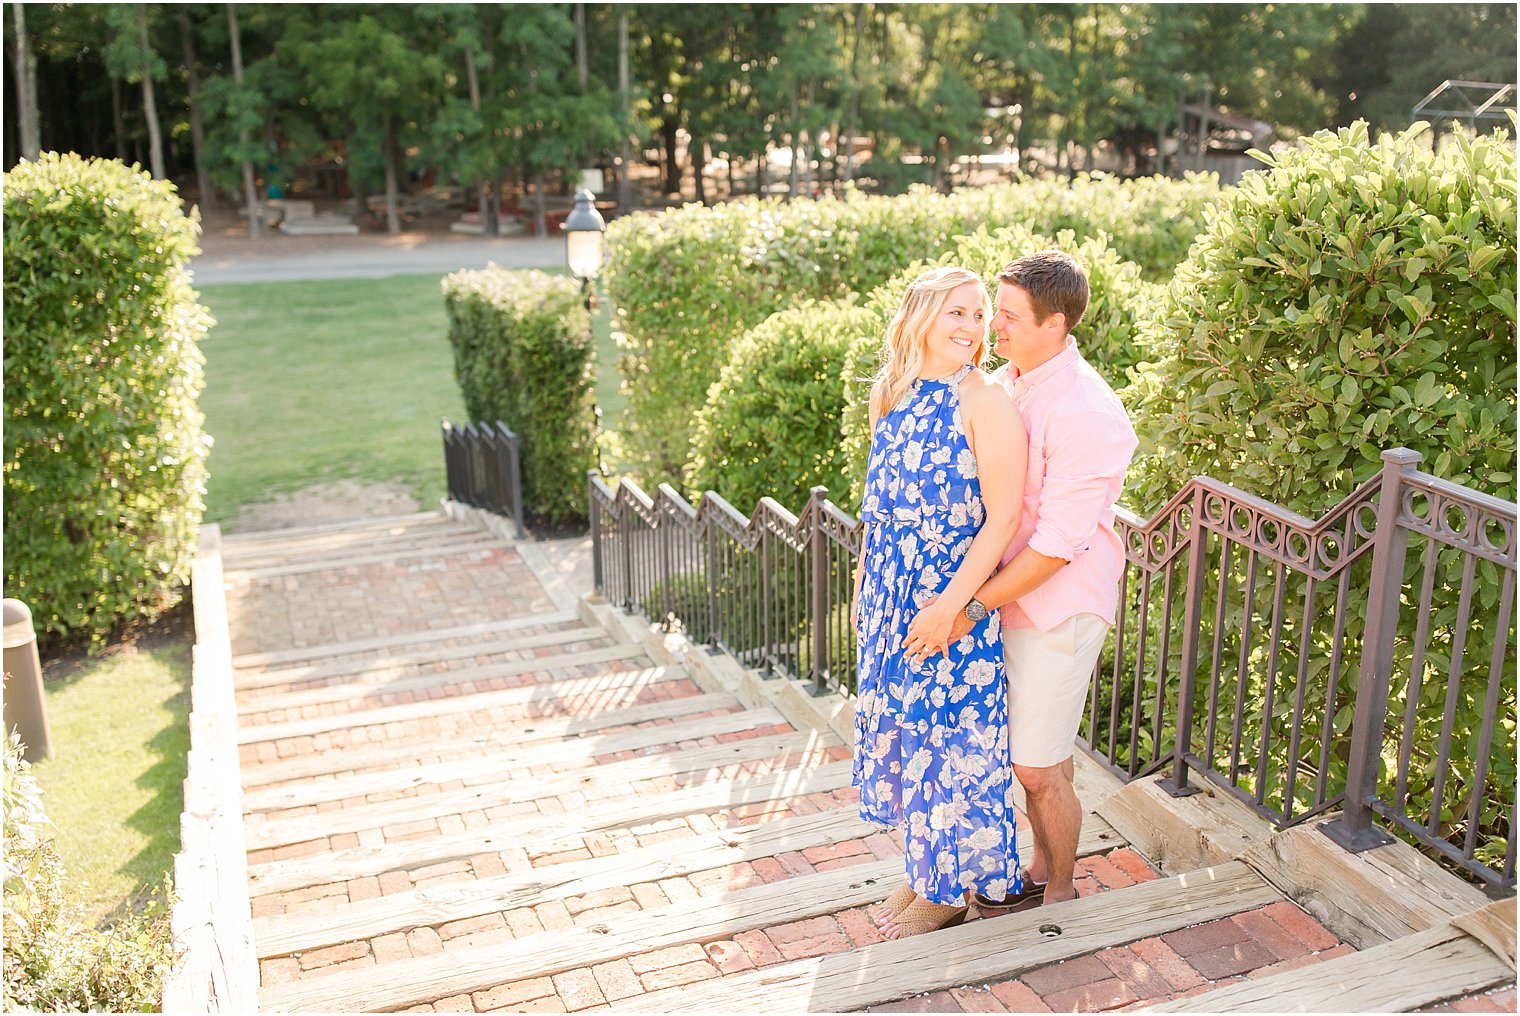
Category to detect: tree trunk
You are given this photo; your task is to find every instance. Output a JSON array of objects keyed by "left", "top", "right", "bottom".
[
  {"left": 111, "top": 75, "right": 127, "bottom": 161},
  {"left": 841, "top": 4, "right": 865, "bottom": 183},
  {"left": 463, "top": 43, "right": 496, "bottom": 236},
  {"left": 661, "top": 116, "right": 680, "bottom": 196},
  {"left": 179, "top": 9, "right": 214, "bottom": 207},
  {"left": 617, "top": 7, "right": 631, "bottom": 214},
  {"left": 227, "top": 3, "right": 261, "bottom": 236},
  {"left": 532, "top": 173, "right": 547, "bottom": 236},
  {"left": 691, "top": 131, "right": 707, "bottom": 205},
  {"left": 787, "top": 80, "right": 800, "bottom": 200},
  {"left": 9, "top": 4, "right": 40, "bottom": 160},
  {"left": 574, "top": 3, "right": 589, "bottom": 89},
  {"left": 137, "top": 5, "right": 164, "bottom": 179},
  {"left": 383, "top": 117, "right": 402, "bottom": 235}
]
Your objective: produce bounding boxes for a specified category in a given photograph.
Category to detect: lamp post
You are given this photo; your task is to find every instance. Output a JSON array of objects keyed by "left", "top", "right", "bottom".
[{"left": 562, "top": 188, "right": 606, "bottom": 310}]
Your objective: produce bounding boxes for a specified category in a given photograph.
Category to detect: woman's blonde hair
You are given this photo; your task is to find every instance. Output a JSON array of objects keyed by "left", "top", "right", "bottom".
[{"left": 868, "top": 266, "right": 990, "bottom": 421}]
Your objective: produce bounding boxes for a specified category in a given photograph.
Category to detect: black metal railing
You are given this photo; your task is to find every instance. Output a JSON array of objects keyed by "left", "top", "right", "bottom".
[
  {"left": 442, "top": 420, "right": 525, "bottom": 539},
  {"left": 590, "top": 476, "right": 861, "bottom": 695},
  {"left": 588, "top": 449, "right": 1516, "bottom": 889}
]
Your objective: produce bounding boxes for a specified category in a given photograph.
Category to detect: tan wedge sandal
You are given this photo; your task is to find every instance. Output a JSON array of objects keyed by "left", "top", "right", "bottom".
[
  {"left": 883, "top": 897, "right": 968, "bottom": 939},
  {"left": 871, "top": 883, "right": 917, "bottom": 927}
]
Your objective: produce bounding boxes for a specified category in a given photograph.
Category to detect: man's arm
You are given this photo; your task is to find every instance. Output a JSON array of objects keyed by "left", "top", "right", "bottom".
[{"left": 910, "top": 547, "right": 1065, "bottom": 653}]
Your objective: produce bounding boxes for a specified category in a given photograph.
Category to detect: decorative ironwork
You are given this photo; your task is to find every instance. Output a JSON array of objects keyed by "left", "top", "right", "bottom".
[
  {"left": 442, "top": 420, "right": 525, "bottom": 539},
  {"left": 588, "top": 448, "right": 1516, "bottom": 888}
]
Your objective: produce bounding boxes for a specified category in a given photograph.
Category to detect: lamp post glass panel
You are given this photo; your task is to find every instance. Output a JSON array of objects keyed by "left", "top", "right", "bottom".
[{"left": 563, "top": 189, "right": 606, "bottom": 306}]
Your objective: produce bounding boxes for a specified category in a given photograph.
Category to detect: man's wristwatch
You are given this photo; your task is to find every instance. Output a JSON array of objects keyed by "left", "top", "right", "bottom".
[{"left": 962, "top": 597, "right": 989, "bottom": 622}]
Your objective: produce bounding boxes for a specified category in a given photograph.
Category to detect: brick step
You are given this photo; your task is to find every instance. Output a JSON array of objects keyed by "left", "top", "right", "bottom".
[
  {"left": 231, "top": 610, "right": 583, "bottom": 672},
  {"left": 233, "top": 623, "right": 609, "bottom": 693},
  {"left": 220, "top": 510, "right": 455, "bottom": 551},
  {"left": 255, "top": 845, "right": 1213, "bottom": 1014},
  {"left": 244, "top": 728, "right": 834, "bottom": 896},
  {"left": 1155, "top": 898, "right": 1515, "bottom": 1013},
  {"left": 227, "top": 534, "right": 507, "bottom": 579},
  {"left": 236, "top": 662, "right": 691, "bottom": 747},
  {"left": 244, "top": 727, "right": 839, "bottom": 818},
  {"left": 221, "top": 521, "right": 490, "bottom": 569},
  {"left": 236, "top": 644, "right": 649, "bottom": 721},
  {"left": 238, "top": 697, "right": 773, "bottom": 790}
]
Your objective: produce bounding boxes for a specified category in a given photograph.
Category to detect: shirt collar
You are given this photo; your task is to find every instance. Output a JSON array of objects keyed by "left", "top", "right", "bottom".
[{"left": 1009, "top": 336, "right": 1080, "bottom": 391}]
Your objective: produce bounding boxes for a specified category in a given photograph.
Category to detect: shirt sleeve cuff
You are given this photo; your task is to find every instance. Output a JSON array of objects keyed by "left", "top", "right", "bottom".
[{"left": 1028, "top": 531, "right": 1077, "bottom": 563}]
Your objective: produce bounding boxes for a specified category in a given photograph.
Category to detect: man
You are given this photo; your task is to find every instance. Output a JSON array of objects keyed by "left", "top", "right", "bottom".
[{"left": 904, "top": 249, "right": 1137, "bottom": 910}]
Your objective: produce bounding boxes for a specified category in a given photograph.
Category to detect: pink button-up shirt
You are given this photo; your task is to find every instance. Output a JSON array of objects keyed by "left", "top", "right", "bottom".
[{"left": 991, "top": 338, "right": 1138, "bottom": 631}]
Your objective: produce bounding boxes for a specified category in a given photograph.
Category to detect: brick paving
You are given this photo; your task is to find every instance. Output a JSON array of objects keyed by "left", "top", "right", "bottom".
[{"left": 226, "top": 512, "right": 1503, "bottom": 1014}]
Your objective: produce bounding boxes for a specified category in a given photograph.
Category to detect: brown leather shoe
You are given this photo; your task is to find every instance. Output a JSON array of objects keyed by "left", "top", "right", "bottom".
[{"left": 973, "top": 878, "right": 1046, "bottom": 912}]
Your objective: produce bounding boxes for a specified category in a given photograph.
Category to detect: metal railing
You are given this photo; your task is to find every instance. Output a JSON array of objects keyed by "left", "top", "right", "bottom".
[
  {"left": 588, "top": 449, "right": 1516, "bottom": 888},
  {"left": 590, "top": 475, "right": 862, "bottom": 694},
  {"left": 442, "top": 419, "right": 525, "bottom": 539}
]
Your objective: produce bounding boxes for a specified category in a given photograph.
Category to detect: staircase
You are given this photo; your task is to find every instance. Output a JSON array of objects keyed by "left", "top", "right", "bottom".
[{"left": 210, "top": 510, "right": 1515, "bottom": 1013}]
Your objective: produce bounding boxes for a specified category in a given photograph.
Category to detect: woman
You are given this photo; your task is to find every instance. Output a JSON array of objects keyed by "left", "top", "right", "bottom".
[{"left": 851, "top": 265, "right": 1028, "bottom": 939}]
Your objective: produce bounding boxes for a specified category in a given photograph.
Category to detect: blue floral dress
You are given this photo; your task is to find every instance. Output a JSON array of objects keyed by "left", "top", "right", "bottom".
[{"left": 854, "top": 364, "right": 1021, "bottom": 906}]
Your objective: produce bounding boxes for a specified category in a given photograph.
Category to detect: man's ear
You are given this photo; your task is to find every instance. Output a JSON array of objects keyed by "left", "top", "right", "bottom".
[{"left": 1043, "top": 311, "right": 1067, "bottom": 335}]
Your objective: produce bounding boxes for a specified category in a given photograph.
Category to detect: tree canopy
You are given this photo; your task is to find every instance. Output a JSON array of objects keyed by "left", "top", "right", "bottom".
[{"left": 4, "top": 3, "right": 1512, "bottom": 218}]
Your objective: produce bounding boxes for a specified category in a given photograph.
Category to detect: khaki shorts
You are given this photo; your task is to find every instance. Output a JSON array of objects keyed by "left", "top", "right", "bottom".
[{"left": 1002, "top": 613, "right": 1110, "bottom": 768}]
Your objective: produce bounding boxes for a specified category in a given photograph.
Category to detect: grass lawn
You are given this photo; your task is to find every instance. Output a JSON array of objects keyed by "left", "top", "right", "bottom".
[
  {"left": 198, "top": 272, "right": 625, "bottom": 528},
  {"left": 29, "top": 617, "right": 191, "bottom": 926}
]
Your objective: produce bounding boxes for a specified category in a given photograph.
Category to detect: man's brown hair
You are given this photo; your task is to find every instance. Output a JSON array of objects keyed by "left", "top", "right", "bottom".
[{"left": 997, "top": 249, "right": 1089, "bottom": 328}]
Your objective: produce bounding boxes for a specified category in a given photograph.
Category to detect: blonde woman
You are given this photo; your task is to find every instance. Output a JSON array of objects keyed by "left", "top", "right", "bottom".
[{"left": 851, "top": 266, "right": 1028, "bottom": 938}]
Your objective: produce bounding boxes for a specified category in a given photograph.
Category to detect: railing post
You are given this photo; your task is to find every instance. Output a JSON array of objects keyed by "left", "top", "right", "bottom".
[
  {"left": 659, "top": 499, "right": 675, "bottom": 631},
  {"left": 1158, "top": 484, "right": 1207, "bottom": 798},
  {"left": 808, "top": 487, "right": 829, "bottom": 693},
  {"left": 500, "top": 423, "right": 526, "bottom": 539},
  {"left": 441, "top": 419, "right": 456, "bottom": 502},
  {"left": 588, "top": 471, "right": 604, "bottom": 595},
  {"left": 1321, "top": 447, "right": 1422, "bottom": 852}
]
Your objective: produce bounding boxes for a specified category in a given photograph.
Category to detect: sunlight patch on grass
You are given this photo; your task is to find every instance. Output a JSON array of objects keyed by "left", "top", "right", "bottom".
[{"left": 30, "top": 638, "right": 190, "bottom": 925}]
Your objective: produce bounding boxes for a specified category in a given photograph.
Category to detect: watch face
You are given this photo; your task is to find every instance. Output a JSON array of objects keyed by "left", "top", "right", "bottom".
[{"left": 965, "top": 599, "right": 988, "bottom": 621}]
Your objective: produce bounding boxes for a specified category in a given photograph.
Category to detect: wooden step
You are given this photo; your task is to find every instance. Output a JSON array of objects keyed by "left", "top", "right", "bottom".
[
  {"left": 221, "top": 522, "right": 487, "bottom": 569},
  {"left": 1154, "top": 899, "right": 1516, "bottom": 1012},
  {"left": 254, "top": 817, "right": 1131, "bottom": 1012},
  {"left": 221, "top": 511, "right": 453, "bottom": 551},
  {"left": 619, "top": 861, "right": 1280, "bottom": 1013},
  {"left": 244, "top": 755, "right": 854, "bottom": 852},
  {"left": 243, "top": 728, "right": 836, "bottom": 815},
  {"left": 233, "top": 624, "right": 607, "bottom": 692},
  {"left": 239, "top": 697, "right": 773, "bottom": 789},
  {"left": 249, "top": 791, "right": 874, "bottom": 900},
  {"left": 251, "top": 800, "right": 1127, "bottom": 967},
  {"left": 236, "top": 644, "right": 645, "bottom": 717},
  {"left": 236, "top": 662, "right": 685, "bottom": 746},
  {"left": 231, "top": 609, "right": 580, "bottom": 670},
  {"left": 230, "top": 535, "right": 505, "bottom": 579}
]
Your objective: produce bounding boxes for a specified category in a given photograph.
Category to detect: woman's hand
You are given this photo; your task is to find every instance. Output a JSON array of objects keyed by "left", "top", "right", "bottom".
[
  {"left": 903, "top": 596, "right": 961, "bottom": 663},
  {"left": 850, "top": 596, "right": 861, "bottom": 637}
]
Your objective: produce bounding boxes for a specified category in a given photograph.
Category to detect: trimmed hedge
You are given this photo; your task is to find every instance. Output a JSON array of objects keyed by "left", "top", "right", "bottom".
[
  {"left": 838, "top": 225, "right": 1160, "bottom": 507},
  {"left": 1126, "top": 121, "right": 1517, "bottom": 510},
  {"left": 3, "top": 154, "right": 213, "bottom": 647},
  {"left": 604, "top": 175, "right": 1221, "bottom": 481},
  {"left": 688, "top": 298, "right": 879, "bottom": 514},
  {"left": 442, "top": 268, "right": 597, "bottom": 526}
]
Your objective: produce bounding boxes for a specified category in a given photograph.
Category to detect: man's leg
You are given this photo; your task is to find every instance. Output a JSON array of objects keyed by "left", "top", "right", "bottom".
[
  {"left": 1015, "top": 757, "right": 1081, "bottom": 902},
  {"left": 1015, "top": 754, "right": 1074, "bottom": 883}
]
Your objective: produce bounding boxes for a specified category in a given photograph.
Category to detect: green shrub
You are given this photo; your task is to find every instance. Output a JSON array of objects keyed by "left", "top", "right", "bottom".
[
  {"left": 3, "top": 733, "right": 175, "bottom": 1012},
  {"left": 838, "top": 225, "right": 1160, "bottom": 507},
  {"left": 442, "top": 268, "right": 597, "bottom": 526},
  {"left": 1126, "top": 121, "right": 1516, "bottom": 509},
  {"left": 689, "top": 298, "right": 879, "bottom": 513},
  {"left": 1123, "top": 121, "right": 1516, "bottom": 874},
  {"left": 3, "top": 154, "right": 213, "bottom": 647},
  {"left": 604, "top": 175, "right": 1220, "bottom": 481}
]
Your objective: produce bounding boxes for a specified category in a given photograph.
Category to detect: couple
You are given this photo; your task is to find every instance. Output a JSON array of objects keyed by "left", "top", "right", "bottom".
[{"left": 851, "top": 251, "right": 1137, "bottom": 939}]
